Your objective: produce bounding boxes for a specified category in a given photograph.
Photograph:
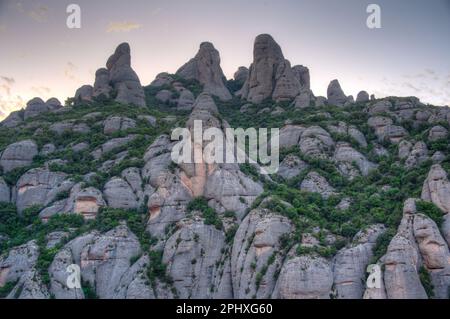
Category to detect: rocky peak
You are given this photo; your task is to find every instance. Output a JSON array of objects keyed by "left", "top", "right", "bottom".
[
  {"left": 73, "top": 42, "right": 146, "bottom": 108},
  {"left": 176, "top": 42, "right": 232, "bottom": 101},
  {"left": 238, "top": 34, "right": 302, "bottom": 103},
  {"left": 292, "top": 65, "right": 310, "bottom": 90},
  {"left": 327, "top": 79, "right": 348, "bottom": 107}
]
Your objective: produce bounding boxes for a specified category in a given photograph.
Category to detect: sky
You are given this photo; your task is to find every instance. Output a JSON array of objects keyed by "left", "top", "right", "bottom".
[{"left": 0, "top": 0, "right": 449, "bottom": 119}]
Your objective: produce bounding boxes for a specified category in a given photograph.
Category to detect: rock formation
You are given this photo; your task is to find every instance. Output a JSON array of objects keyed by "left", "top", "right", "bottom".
[
  {"left": 176, "top": 42, "right": 232, "bottom": 101},
  {"left": 238, "top": 34, "right": 301, "bottom": 103}
]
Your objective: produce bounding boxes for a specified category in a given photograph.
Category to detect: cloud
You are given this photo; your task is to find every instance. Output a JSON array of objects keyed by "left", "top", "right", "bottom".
[
  {"left": 0, "top": 77, "right": 15, "bottom": 96},
  {"left": 1, "top": 76, "right": 15, "bottom": 86},
  {"left": 16, "top": 2, "right": 49, "bottom": 23},
  {"left": 0, "top": 25, "right": 6, "bottom": 33},
  {"left": 107, "top": 21, "right": 142, "bottom": 33},
  {"left": 31, "top": 86, "right": 51, "bottom": 96},
  {"left": 402, "top": 82, "right": 420, "bottom": 92},
  {"left": 0, "top": 94, "right": 25, "bottom": 121},
  {"left": 64, "top": 62, "right": 80, "bottom": 82}
]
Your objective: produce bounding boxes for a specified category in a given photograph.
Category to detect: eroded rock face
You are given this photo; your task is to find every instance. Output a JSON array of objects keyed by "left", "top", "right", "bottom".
[
  {"left": 238, "top": 34, "right": 301, "bottom": 103},
  {"left": 103, "top": 177, "right": 139, "bottom": 210},
  {"left": 292, "top": 90, "right": 314, "bottom": 108},
  {"left": 292, "top": 65, "right": 310, "bottom": 90},
  {"left": 299, "top": 126, "right": 335, "bottom": 159},
  {"left": 49, "top": 225, "right": 146, "bottom": 299},
  {"left": 163, "top": 218, "right": 231, "bottom": 299},
  {"left": 279, "top": 125, "right": 305, "bottom": 149},
  {"left": 231, "top": 208, "right": 292, "bottom": 299},
  {"left": 277, "top": 155, "right": 308, "bottom": 180},
  {"left": 146, "top": 93, "right": 263, "bottom": 237},
  {"left": 272, "top": 255, "right": 333, "bottom": 299},
  {"left": 0, "top": 240, "right": 49, "bottom": 299},
  {"left": 103, "top": 116, "right": 136, "bottom": 135},
  {"left": 428, "top": 125, "right": 448, "bottom": 142},
  {"left": 72, "top": 187, "right": 106, "bottom": 220},
  {"left": 15, "top": 168, "right": 69, "bottom": 213},
  {"left": 0, "top": 140, "right": 38, "bottom": 173},
  {"left": 421, "top": 164, "right": 450, "bottom": 214},
  {"left": 1, "top": 110, "right": 25, "bottom": 128},
  {"left": 384, "top": 230, "right": 427, "bottom": 299},
  {"left": 368, "top": 116, "right": 408, "bottom": 144},
  {"left": 333, "top": 142, "right": 377, "bottom": 179},
  {"left": 300, "top": 172, "right": 336, "bottom": 199},
  {"left": 327, "top": 122, "right": 367, "bottom": 148},
  {"left": 176, "top": 42, "right": 231, "bottom": 101},
  {"left": 373, "top": 198, "right": 450, "bottom": 299},
  {"left": 405, "top": 142, "right": 429, "bottom": 169},
  {"left": 333, "top": 225, "right": 386, "bottom": 299}
]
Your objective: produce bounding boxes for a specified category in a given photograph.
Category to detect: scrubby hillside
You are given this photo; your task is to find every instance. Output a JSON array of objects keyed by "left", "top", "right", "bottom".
[{"left": 0, "top": 34, "right": 449, "bottom": 299}]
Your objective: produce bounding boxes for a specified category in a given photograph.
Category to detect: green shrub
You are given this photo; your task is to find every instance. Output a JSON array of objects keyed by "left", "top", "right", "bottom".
[{"left": 416, "top": 200, "right": 444, "bottom": 227}]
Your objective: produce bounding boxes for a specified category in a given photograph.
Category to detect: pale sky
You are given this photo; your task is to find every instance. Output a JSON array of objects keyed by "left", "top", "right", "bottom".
[{"left": 0, "top": 0, "right": 449, "bottom": 119}]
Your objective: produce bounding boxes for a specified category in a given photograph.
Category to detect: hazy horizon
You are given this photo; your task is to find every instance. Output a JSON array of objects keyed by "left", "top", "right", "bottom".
[{"left": 0, "top": 0, "right": 449, "bottom": 119}]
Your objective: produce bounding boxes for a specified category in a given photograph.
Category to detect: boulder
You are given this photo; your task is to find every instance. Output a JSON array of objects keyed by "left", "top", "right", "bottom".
[
  {"left": 299, "top": 126, "right": 335, "bottom": 159},
  {"left": 292, "top": 90, "right": 314, "bottom": 108},
  {"left": 74, "top": 85, "right": 94, "bottom": 104},
  {"left": 277, "top": 155, "right": 308, "bottom": 180},
  {"left": 176, "top": 42, "right": 231, "bottom": 101},
  {"left": 0, "top": 140, "right": 38, "bottom": 173},
  {"left": 300, "top": 172, "right": 336, "bottom": 198},
  {"left": 421, "top": 164, "right": 450, "bottom": 213},
  {"left": 327, "top": 80, "right": 347, "bottom": 107},
  {"left": 177, "top": 89, "right": 195, "bottom": 111},
  {"left": 150, "top": 72, "right": 174, "bottom": 87},
  {"left": 23, "top": 98, "right": 49, "bottom": 120},
  {"left": 92, "top": 68, "right": 112, "bottom": 99},
  {"left": 103, "top": 177, "right": 139, "bottom": 210},
  {"left": 405, "top": 141, "right": 429, "bottom": 169},
  {"left": 333, "top": 142, "right": 377, "bottom": 179},
  {"left": 356, "top": 91, "right": 370, "bottom": 103},
  {"left": 428, "top": 125, "right": 448, "bottom": 142},
  {"left": 233, "top": 66, "right": 249, "bottom": 84},
  {"left": 368, "top": 116, "right": 408, "bottom": 144},
  {"left": 15, "top": 168, "right": 69, "bottom": 213},
  {"left": 103, "top": 116, "right": 136, "bottom": 135},
  {"left": 398, "top": 140, "right": 413, "bottom": 159}
]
